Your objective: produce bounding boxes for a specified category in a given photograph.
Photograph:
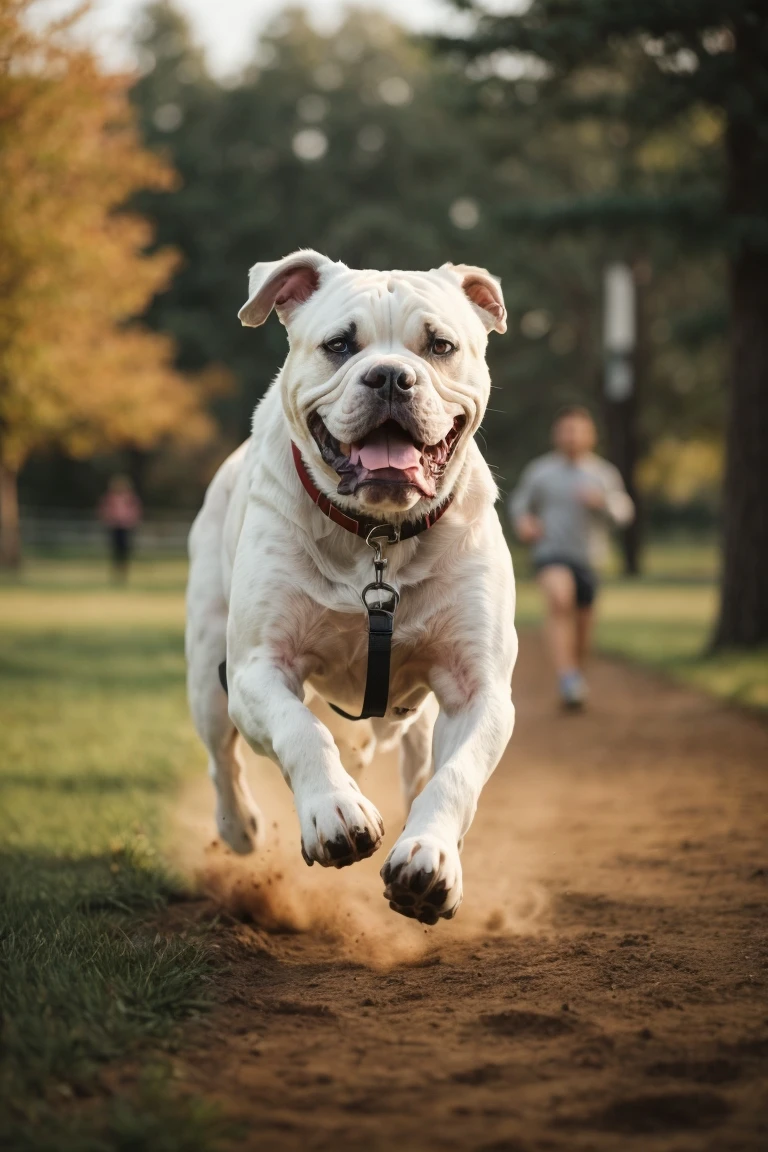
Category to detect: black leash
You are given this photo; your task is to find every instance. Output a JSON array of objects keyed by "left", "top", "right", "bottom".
[
  {"left": 328, "top": 523, "right": 400, "bottom": 721},
  {"left": 218, "top": 522, "right": 401, "bottom": 720}
]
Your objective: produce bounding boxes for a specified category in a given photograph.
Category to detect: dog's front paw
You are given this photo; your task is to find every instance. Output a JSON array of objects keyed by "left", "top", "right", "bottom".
[
  {"left": 216, "top": 787, "right": 264, "bottom": 855},
  {"left": 381, "top": 833, "right": 463, "bottom": 924},
  {"left": 299, "top": 784, "right": 384, "bottom": 868}
]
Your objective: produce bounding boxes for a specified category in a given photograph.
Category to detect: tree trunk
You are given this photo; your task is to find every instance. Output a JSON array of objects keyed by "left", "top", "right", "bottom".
[
  {"left": 0, "top": 460, "right": 21, "bottom": 569},
  {"left": 712, "top": 246, "right": 768, "bottom": 647},
  {"left": 603, "top": 390, "right": 641, "bottom": 575},
  {"left": 712, "top": 33, "right": 768, "bottom": 649}
]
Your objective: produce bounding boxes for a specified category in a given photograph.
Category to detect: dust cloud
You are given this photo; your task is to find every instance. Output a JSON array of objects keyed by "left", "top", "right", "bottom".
[{"left": 171, "top": 739, "right": 551, "bottom": 968}]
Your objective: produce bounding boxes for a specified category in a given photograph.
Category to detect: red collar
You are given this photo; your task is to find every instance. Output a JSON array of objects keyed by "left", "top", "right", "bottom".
[{"left": 291, "top": 442, "right": 454, "bottom": 540}]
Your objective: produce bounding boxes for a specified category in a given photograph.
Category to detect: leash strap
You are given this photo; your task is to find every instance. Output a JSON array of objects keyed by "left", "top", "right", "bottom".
[
  {"left": 328, "top": 525, "right": 400, "bottom": 721},
  {"left": 329, "top": 603, "right": 394, "bottom": 721}
]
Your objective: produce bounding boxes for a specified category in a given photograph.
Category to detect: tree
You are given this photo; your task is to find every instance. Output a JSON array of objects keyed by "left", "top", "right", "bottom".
[
  {"left": 0, "top": 0, "right": 210, "bottom": 566},
  {"left": 447, "top": 1, "right": 768, "bottom": 642}
]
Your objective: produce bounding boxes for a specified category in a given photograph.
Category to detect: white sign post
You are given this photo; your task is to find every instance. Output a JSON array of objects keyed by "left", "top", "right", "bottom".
[{"left": 603, "top": 262, "right": 636, "bottom": 402}]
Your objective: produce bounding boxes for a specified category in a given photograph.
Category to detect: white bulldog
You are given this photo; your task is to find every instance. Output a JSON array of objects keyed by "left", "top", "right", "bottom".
[{"left": 186, "top": 250, "right": 517, "bottom": 924}]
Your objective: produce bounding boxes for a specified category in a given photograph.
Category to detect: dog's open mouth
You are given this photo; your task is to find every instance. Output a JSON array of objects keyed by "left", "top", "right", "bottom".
[{"left": 308, "top": 413, "right": 466, "bottom": 500}]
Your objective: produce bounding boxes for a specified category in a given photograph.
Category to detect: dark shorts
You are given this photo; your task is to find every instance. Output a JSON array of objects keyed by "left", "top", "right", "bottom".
[{"left": 535, "top": 557, "right": 598, "bottom": 608}]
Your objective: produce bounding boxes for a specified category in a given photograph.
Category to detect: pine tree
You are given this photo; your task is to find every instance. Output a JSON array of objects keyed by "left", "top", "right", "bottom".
[{"left": 448, "top": 1, "right": 768, "bottom": 642}]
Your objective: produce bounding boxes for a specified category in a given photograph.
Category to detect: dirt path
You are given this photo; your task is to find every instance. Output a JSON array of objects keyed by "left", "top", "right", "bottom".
[{"left": 166, "top": 635, "right": 768, "bottom": 1151}]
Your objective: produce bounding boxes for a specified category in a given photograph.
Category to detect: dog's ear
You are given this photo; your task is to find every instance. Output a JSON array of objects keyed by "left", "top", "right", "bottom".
[
  {"left": 441, "top": 263, "right": 507, "bottom": 335},
  {"left": 238, "top": 250, "right": 333, "bottom": 327}
]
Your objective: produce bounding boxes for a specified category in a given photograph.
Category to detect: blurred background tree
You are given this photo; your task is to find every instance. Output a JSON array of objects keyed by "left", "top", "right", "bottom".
[
  {"left": 0, "top": 0, "right": 210, "bottom": 565},
  {"left": 444, "top": 0, "right": 767, "bottom": 642}
]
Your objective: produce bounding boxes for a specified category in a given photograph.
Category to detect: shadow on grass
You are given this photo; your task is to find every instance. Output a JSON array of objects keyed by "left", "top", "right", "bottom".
[
  {"left": 0, "top": 845, "right": 219, "bottom": 1149},
  {"left": 3, "top": 1071, "right": 237, "bottom": 1152},
  {"left": 0, "top": 772, "right": 171, "bottom": 794},
  {"left": 0, "top": 843, "right": 188, "bottom": 911},
  {"left": 0, "top": 629, "right": 185, "bottom": 693}
]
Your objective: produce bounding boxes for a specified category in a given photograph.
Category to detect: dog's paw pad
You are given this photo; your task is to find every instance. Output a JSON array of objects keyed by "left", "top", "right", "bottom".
[
  {"left": 409, "top": 869, "right": 433, "bottom": 896},
  {"left": 353, "top": 827, "right": 375, "bottom": 855},
  {"left": 300, "top": 787, "right": 383, "bottom": 868},
  {"left": 381, "top": 834, "right": 462, "bottom": 925},
  {"left": 324, "top": 833, "right": 360, "bottom": 868},
  {"left": 426, "top": 883, "right": 448, "bottom": 907}
]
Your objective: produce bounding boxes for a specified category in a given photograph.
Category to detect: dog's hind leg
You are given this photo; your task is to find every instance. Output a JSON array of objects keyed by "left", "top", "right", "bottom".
[
  {"left": 186, "top": 450, "right": 263, "bottom": 855},
  {"left": 308, "top": 693, "right": 376, "bottom": 780},
  {"left": 193, "top": 670, "right": 262, "bottom": 856}
]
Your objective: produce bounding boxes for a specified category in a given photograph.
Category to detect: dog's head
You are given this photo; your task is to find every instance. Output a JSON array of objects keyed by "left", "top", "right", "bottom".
[{"left": 239, "top": 250, "right": 506, "bottom": 518}]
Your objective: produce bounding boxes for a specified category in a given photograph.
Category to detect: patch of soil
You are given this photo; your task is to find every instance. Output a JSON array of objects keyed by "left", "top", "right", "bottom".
[{"left": 157, "top": 634, "right": 768, "bottom": 1151}]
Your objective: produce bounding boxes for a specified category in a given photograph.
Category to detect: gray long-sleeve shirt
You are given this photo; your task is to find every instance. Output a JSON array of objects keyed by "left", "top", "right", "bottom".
[{"left": 508, "top": 451, "right": 634, "bottom": 567}]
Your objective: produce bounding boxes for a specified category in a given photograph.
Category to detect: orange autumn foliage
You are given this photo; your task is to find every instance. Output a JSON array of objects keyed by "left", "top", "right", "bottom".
[{"left": 0, "top": 0, "right": 211, "bottom": 475}]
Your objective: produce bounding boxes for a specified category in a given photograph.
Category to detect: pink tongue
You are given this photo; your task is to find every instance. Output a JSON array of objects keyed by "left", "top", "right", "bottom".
[{"left": 354, "top": 425, "right": 421, "bottom": 471}]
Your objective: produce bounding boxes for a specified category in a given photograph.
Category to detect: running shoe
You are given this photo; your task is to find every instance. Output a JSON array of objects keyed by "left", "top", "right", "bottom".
[{"left": 559, "top": 670, "right": 587, "bottom": 710}]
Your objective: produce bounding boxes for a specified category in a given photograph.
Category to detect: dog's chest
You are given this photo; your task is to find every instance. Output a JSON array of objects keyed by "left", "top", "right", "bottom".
[{"left": 298, "top": 605, "right": 434, "bottom": 717}]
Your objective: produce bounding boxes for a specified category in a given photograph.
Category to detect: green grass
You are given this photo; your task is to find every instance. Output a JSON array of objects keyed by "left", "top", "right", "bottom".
[{"left": 0, "top": 569, "right": 226, "bottom": 1150}]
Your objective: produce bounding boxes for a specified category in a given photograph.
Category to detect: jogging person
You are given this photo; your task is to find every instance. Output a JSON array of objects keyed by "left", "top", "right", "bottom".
[{"left": 509, "top": 407, "right": 634, "bottom": 708}]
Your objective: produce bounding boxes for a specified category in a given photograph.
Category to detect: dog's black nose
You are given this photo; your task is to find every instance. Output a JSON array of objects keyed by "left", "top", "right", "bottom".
[{"left": 361, "top": 363, "right": 416, "bottom": 392}]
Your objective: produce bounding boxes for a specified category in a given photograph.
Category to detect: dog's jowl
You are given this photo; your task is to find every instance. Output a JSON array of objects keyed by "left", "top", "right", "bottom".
[{"left": 186, "top": 251, "right": 518, "bottom": 924}]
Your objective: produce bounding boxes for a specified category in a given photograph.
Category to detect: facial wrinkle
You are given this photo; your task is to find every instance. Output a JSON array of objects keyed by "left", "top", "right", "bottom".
[{"left": 387, "top": 278, "right": 396, "bottom": 354}]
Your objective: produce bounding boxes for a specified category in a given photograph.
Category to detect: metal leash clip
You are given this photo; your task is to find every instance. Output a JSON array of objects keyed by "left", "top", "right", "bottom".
[{"left": 361, "top": 523, "right": 400, "bottom": 613}]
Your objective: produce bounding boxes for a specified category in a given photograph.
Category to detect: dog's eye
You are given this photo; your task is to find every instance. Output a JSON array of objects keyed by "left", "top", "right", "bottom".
[
  {"left": 431, "top": 337, "right": 455, "bottom": 357},
  {"left": 324, "top": 337, "right": 349, "bottom": 355}
]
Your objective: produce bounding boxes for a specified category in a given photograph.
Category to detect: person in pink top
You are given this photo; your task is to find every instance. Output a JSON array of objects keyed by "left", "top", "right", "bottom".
[{"left": 98, "top": 475, "right": 142, "bottom": 582}]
